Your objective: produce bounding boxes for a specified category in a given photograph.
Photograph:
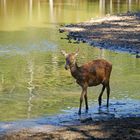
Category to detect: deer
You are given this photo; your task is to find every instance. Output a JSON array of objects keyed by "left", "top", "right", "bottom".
[{"left": 61, "top": 49, "right": 112, "bottom": 115}]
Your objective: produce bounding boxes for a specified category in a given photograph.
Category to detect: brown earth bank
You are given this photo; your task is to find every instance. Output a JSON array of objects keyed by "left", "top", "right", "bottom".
[
  {"left": 59, "top": 12, "right": 140, "bottom": 57},
  {"left": 1, "top": 117, "right": 140, "bottom": 140}
]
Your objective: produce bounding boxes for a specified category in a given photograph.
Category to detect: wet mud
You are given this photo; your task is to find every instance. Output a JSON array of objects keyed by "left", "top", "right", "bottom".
[
  {"left": 0, "top": 99, "right": 140, "bottom": 140},
  {"left": 1, "top": 117, "right": 140, "bottom": 140}
]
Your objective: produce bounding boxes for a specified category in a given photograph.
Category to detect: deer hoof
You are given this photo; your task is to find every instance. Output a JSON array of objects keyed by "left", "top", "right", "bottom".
[
  {"left": 85, "top": 109, "right": 88, "bottom": 114},
  {"left": 86, "top": 106, "right": 89, "bottom": 110},
  {"left": 78, "top": 111, "right": 81, "bottom": 115},
  {"left": 99, "top": 103, "right": 101, "bottom": 106}
]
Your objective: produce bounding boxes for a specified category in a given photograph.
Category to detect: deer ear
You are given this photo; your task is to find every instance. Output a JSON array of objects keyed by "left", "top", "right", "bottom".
[
  {"left": 75, "top": 48, "right": 79, "bottom": 57},
  {"left": 61, "top": 50, "right": 67, "bottom": 57}
]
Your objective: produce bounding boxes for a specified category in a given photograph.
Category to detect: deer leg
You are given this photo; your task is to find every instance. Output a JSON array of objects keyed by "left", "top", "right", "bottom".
[
  {"left": 98, "top": 85, "right": 105, "bottom": 106},
  {"left": 84, "top": 88, "right": 88, "bottom": 111},
  {"left": 78, "top": 88, "right": 85, "bottom": 115},
  {"left": 106, "top": 84, "right": 110, "bottom": 107}
]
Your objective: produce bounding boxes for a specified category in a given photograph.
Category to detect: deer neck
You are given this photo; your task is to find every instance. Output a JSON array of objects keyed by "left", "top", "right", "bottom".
[{"left": 70, "top": 62, "right": 80, "bottom": 79}]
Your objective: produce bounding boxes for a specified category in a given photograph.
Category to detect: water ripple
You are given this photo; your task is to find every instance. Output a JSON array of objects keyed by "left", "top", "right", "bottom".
[{"left": 0, "top": 40, "right": 57, "bottom": 56}]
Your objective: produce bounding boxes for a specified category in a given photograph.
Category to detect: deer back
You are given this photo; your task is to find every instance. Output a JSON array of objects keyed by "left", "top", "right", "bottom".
[{"left": 71, "top": 59, "right": 112, "bottom": 87}]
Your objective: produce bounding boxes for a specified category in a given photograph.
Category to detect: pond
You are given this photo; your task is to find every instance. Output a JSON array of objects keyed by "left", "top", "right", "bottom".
[{"left": 0, "top": 0, "right": 140, "bottom": 122}]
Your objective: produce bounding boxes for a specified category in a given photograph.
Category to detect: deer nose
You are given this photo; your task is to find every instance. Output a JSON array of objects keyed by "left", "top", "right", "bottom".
[{"left": 65, "top": 65, "right": 69, "bottom": 70}]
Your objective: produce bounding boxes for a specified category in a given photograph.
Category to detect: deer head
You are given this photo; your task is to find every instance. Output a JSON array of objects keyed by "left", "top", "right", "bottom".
[{"left": 61, "top": 49, "right": 79, "bottom": 70}]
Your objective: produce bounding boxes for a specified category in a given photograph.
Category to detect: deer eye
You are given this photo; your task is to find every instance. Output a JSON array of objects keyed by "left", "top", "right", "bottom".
[
  {"left": 66, "top": 54, "right": 75, "bottom": 65},
  {"left": 66, "top": 58, "right": 70, "bottom": 65}
]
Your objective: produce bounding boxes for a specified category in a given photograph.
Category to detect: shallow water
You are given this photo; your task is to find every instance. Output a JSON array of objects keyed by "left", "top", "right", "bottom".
[{"left": 0, "top": 0, "right": 140, "bottom": 123}]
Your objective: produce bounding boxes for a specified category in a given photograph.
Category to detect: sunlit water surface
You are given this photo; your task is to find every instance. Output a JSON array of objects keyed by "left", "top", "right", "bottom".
[{"left": 0, "top": 0, "right": 139, "bottom": 123}]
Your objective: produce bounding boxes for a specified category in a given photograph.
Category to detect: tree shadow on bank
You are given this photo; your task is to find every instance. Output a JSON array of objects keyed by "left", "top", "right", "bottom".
[
  {"left": 1, "top": 117, "right": 140, "bottom": 140},
  {"left": 60, "top": 12, "right": 140, "bottom": 55}
]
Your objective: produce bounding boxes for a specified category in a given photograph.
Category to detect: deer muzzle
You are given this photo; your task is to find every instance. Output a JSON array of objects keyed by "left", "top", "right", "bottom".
[{"left": 65, "top": 64, "right": 69, "bottom": 70}]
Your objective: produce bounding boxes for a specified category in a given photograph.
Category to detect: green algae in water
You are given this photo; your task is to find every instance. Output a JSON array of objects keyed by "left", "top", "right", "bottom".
[{"left": 0, "top": 0, "right": 140, "bottom": 121}]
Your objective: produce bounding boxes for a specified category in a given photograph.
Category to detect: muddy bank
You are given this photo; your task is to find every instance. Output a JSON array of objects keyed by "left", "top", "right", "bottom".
[
  {"left": 1, "top": 117, "right": 140, "bottom": 140},
  {"left": 0, "top": 99, "right": 140, "bottom": 140},
  {"left": 59, "top": 12, "right": 140, "bottom": 56}
]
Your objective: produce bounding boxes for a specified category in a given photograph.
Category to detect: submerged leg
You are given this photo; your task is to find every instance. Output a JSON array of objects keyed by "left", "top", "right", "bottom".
[
  {"left": 98, "top": 85, "right": 105, "bottom": 106},
  {"left": 84, "top": 88, "right": 88, "bottom": 111},
  {"left": 79, "top": 88, "right": 86, "bottom": 115},
  {"left": 106, "top": 84, "right": 110, "bottom": 107}
]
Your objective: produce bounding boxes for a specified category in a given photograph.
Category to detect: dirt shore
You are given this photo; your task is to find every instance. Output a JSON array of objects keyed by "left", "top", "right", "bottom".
[
  {"left": 1, "top": 117, "right": 140, "bottom": 140},
  {"left": 59, "top": 12, "right": 140, "bottom": 56}
]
